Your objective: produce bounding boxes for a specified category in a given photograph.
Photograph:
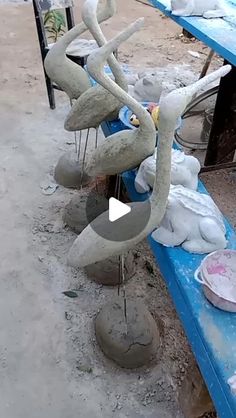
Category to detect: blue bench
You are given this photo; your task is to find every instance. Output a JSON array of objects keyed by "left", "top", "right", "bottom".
[
  {"left": 147, "top": 0, "right": 236, "bottom": 169},
  {"left": 101, "top": 118, "right": 236, "bottom": 418}
]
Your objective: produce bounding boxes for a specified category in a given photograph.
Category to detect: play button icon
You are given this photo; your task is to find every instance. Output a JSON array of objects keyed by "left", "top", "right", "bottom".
[
  {"left": 85, "top": 185, "right": 151, "bottom": 242},
  {"left": 109, "top": 197, "right": 131, "bottom": 222}
]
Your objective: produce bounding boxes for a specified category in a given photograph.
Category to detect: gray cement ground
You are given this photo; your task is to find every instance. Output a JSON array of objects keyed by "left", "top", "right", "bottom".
[{"left": 0, "top": 1, "right": 235, "bottom": 417}]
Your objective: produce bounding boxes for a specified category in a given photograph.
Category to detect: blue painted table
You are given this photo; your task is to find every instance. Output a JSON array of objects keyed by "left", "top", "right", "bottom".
[
  {"left": 147, "top": 0, "right": 236, "bottom": 169},
  {"left": 101, "top": 118, "right": 236, "bottom": 418},
  {"left": 148, "top": 0, "right": 236, "bottom": 65}
]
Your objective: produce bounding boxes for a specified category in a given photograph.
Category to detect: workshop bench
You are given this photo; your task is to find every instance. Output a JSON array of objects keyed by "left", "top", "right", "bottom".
[
  {"left": 101, "top": 118, "right": 236, "bottom": 418},
  {"left": 147, "top": 0, "right": 236, "bottom": 170}
]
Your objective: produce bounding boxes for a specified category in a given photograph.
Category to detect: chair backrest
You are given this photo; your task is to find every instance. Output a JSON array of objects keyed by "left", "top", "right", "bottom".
[
  {"left": 38, "top": 0, "right": 73, "bottom": 12},
  {"left": 33, "top": 0, "right": 75, "bottom": 108},
  {"left": 33, "top": 0, "right": 75, "bottom": 51}
]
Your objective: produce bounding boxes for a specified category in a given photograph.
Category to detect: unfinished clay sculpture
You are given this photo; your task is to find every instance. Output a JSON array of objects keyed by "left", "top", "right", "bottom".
[
  {"left": 129, "top": 65, "right": 198, "bottom": 103},
  {"left": 81, "top": 20, "right": 156, "bottom": 177},
  {"left": 44, "top": 0, "right": 116, "bottom": 99},
  {"left": 54, "top": 151, "right": 91, "bottom": 188},
  {"left": 131, "top": 74, "right": 163, "bottom": 103},
  {"left": 67, "top": 18, "right": 231, "bottom": 268},
  {"left": 84, "top": 252, "right": 135, "bottom": 285},
  {"left": 95, "top": 299, "right": 160, "bottom": 368},
  {"left": 168, "top": 0, "right": 228, "bottom": 18},
  {"left": 151, "top": 185, "right": 227, "bottom": 253},
  {"left": 135, "top": 148, "right": 201, "bottom": 193},
  {"left": 63, "top": 189, "right": 108, "bottom": 233},
  {"left": 64, "top": 0, "right": 128, "bottom": 132}
]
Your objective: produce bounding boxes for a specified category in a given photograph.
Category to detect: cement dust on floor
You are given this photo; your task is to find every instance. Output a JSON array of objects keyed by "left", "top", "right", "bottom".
[{"left": 1, "top": 0, "right": 234, "bottom": 417}]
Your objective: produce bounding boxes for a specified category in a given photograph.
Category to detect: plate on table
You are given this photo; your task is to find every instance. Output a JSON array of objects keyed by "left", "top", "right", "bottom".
[{"left": 119, "top": 102, "right": 182, "bottom": 131}]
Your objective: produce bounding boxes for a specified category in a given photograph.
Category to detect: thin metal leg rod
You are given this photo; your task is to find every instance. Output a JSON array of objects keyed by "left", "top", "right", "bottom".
[
  {"left": 77, "top": 130, "right": 82, "bottom": 162},
  {"left": 80, "top": 128, "right": 90, "bottom": 188},
  {"left": 114, "top": 173, "right": 128, "bottom": 333},
  {"left": 70, "top": 98, "right": 78, "bottom": 156}
]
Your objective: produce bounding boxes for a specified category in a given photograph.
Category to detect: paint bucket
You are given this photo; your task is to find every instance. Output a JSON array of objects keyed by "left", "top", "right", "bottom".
[{"left": 194, "top": 250, "right": 236, "bottom": 312}]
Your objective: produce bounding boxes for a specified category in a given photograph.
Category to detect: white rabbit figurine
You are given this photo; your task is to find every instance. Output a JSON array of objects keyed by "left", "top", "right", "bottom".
[
  {"left": 151, "top": 185, "right": 227, "bottom": 254},
  {"left": 135, "top": 148, "right": 201, "bottom": 193}
]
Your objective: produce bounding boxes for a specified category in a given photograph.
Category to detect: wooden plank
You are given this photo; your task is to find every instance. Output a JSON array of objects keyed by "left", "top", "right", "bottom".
[
  {"left": 101, "top": 119, "right": 236, "bottom": 418},
  {"left": 147, "top": 0, "right": 236, "bottom": 66}
]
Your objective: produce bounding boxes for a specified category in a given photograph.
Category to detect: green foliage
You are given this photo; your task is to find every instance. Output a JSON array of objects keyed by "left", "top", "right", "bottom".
[{"left": 44, "top": 10, "right": 66, "bottom": 43}]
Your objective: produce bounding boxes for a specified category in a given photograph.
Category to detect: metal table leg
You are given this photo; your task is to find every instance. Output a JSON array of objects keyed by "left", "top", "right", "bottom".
[{"left": 205, "top": 61, "right": 236, "bottom": 166}]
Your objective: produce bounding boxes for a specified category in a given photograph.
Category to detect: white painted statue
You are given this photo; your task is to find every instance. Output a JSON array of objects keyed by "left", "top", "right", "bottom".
[
  {"left": 135, "top": 148, "right": 201, "bottom": 193},
  {"left": 168, "top": 0, "right": 229, "bottom": 18},
  {"left": 67, "top": 16, "right": 231, "bottom": 268},
  {"left": 151, "top": 185, "right": 227, "bottom": 254}
]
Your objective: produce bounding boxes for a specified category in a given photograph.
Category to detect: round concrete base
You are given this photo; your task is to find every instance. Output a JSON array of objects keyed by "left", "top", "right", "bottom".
[
  {"left": 85, "top": 253, "right": 135, "bottom": 286},
  {"left": 63, "top": 190, "right": 108, "bottom": 234},
  {"left": 95, "top": 300, "right": 160, "bottom": 369},
  {"left": 54, "top": 151, "right": 91, "bottom": 188},
  {"left": 63, "top": 191, "right": 89, "bottom": 234}
]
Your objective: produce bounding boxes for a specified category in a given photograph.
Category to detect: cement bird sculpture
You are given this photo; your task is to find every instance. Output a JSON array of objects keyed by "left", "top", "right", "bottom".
[
  {"left": 79, "top": 17, "right": 156, "bottom": 177},
  {"left": 64, "top": 0, "right": 128, "bottom": 132},
  {"left": 44, "top": 0, "right": 117, "bottom": 99}
]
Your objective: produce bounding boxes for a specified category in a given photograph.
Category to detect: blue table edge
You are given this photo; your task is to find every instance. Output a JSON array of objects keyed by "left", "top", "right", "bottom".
[{"left": 147, "top": 0, "right": 236, "bottom": 67}]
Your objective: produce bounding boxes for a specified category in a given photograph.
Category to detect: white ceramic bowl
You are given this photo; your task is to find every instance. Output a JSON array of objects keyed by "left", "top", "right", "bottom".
[{"left": 194, "top": 250, "right": 236, "bottom": 312}]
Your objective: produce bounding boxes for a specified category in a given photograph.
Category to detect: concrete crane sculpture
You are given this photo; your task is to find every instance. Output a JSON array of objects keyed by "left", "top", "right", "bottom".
[
  {"left": 64, "top": 0, "right": 128, "bottom": 132},
  {"left": 48, "top": 0, "right": 120, "bottom": 188},
  {"left": 44, "top": 0, "right": 117, "bottom": 99},
  {"left": 78, "top": 18, "right": 156, "bottom": 177},
  {"left": 67, "top": 18, "right": 231, "bottom": 268}
]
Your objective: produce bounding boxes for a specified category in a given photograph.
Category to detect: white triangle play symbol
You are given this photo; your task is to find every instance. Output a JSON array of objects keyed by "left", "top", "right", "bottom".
[{"left": 109, "top": 197, "right": 131, "bottom": 222}]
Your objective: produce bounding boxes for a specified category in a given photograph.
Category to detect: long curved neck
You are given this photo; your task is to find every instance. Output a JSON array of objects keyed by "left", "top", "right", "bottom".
[
  {"left": 150, "top": 63, "right": 232, "bottom": 208},
  {"left": 150, "top": 113, "right": 175, "bottom": 209},
  {"left": 53, "top": 22, "right": 87, "bottom": 50},
  {"left": 50, "top": 0, "right": 116, "bottom": 51},
  {"left": 82, "top": 0, "right": 127, "bottom": 90},
  {"left": 87, "top": 19, "right": 155, "bottom": 135}
]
